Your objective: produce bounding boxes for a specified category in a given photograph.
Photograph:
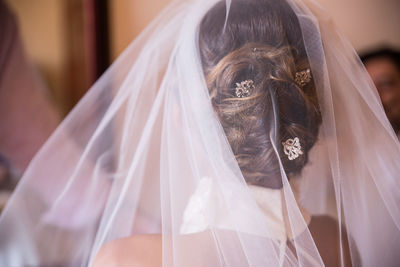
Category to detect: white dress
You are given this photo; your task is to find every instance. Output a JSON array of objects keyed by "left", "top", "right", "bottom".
[{"left": 180, "top": 177, "right": 314, "bottom": 266}]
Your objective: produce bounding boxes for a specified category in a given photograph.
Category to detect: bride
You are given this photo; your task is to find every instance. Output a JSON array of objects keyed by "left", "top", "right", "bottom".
[{"left": 0, "top": 0, "right": 399, "bottom": 266}]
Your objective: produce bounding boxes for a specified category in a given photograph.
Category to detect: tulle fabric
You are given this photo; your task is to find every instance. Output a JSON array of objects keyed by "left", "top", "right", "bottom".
[{"left": 0, "top": 0, "right": 399, "bottom": 266}]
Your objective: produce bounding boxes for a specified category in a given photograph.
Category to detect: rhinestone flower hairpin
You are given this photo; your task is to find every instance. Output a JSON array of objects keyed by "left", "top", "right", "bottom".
[
  {"left": 295, "top": 69, "right": 312, "bottom": 87},
  {"left": 282, "top": 137, "right": 303, "bottom": 160},
  {"left": 235, "top": 79, "right": 255, "bottom": 98}
]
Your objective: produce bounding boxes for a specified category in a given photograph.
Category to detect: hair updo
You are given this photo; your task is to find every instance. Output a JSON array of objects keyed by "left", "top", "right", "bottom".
[{"left": 199, "top": 0, "right": 322, "bottom": 188}]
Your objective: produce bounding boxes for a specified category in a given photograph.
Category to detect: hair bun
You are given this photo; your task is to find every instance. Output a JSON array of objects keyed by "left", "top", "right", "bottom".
[{"left": 199, "top": 0, "right": 321, "bottom": 188}]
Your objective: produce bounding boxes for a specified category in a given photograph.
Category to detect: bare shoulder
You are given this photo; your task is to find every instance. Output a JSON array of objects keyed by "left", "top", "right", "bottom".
[
  {"left": 91, "top": 234, "right": 162, "bottom": 267},
  {"left": 309, "top": 215, "right": 354, "bottom": 267},
  {"left": 91, "top": 230, "right": 221, "bottom": 267}
]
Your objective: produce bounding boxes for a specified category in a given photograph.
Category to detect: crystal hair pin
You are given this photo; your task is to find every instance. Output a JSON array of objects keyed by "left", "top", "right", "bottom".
[
  {"left": 282, "top": 137, "right": 303, "bottom": 160},
  {"left": 235, "top": 79, "right": 254, "bottom": 98},
  {"left": 295, "top": 68, "right": 312, "bottom": 87}
]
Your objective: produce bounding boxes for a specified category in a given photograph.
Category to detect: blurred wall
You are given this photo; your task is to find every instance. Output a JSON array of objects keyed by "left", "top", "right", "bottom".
[
  {"left": 317, "top": 0, "right": 400, "bottom": 52},
  {"left": 5, "top": 0, "right": 66, "bottom": 111},
  {"left": 5, "top": 0, "right": 101, "bottom": 115},
  {"left": 109, "top": 0, "right": 170, "bottom": 60},
  {"left": 109, "top": 0, "right": 400, "bottom": 60}
]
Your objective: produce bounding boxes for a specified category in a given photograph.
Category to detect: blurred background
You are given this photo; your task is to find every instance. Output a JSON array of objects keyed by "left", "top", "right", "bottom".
[
  {"left": 5, "top": 0, "right": 400, "bottom": 115},
  {"left": 0, "top": 0, "right": 399, "bottom": 210},
  {"left": 3, "top": 0, "right": 399, "bottom": 116}
]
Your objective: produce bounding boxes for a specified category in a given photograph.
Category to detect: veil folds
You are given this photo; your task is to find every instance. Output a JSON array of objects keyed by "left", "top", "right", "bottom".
[{"left": 0, "top": 0, "right": 399, "bottom": 266}]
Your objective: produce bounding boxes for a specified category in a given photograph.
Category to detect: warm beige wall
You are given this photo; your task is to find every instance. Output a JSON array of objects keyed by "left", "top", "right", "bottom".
[
  {"left": 109, "top": 0, "right": 170, "bottom": 60},
  {"left": 316, "top": 0, "right": 400, "bottom": 52},
  {"left": 110, "top": 0, "right": 400, "bottom": 59},
  {"left": 5, "top": 0, "right": 66, "bottom": 106}
]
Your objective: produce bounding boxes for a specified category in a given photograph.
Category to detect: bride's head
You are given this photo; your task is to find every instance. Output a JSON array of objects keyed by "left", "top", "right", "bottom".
[{"left": 199, "top": 0, "right": 322, "bottom": 188}]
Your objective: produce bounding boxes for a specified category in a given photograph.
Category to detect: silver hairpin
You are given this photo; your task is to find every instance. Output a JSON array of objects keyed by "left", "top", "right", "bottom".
[
  {"left": 282, "top": 137, "right": 303, "bottom": 160},
  {"left": 295, "top": 69, "right": 312, "bottom": 87},
  {"left": 235, "top": 79, "right": 254, "bottom": 98}
]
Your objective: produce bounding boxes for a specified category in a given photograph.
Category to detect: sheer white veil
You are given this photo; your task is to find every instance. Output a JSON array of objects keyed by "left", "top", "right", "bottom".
[{"left": 0, "top": 0, "right": 399, "bottom": 266}]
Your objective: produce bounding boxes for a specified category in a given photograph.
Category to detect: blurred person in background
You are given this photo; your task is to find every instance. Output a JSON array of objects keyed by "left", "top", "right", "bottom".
[
  {"left": 0, "top": 0, "right": 60, "bottom": 211},
  {"left": 360, "top": 48, "right": 400, "bottom": 138}
]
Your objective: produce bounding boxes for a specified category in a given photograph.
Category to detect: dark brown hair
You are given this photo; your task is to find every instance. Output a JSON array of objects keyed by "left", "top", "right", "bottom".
[{"left": 199, "top": 0, "right": 321, "bottom": 188}]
